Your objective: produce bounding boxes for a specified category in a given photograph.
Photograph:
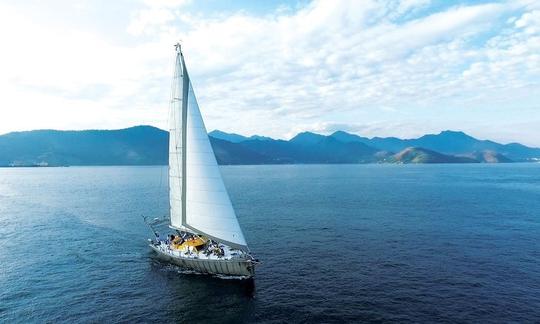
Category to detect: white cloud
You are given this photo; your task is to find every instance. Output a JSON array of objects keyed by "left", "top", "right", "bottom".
[
  {"left": 127, "top": 0, "right": 191, "bottom": 36},
  {"left": 0, "top": 0, "right": 539, "bottom": 146},
  {"left": 0, "top": 3, "right": 173, "bottom": 134},
  {"left": 171, "top": 1, "right": 538, "bottom": 143},
  {"left": 143, "top": 0, "right": 190, "bottom": 7},
  {"left": 127, "top": 8, "right": 176, "bottom": 36}
]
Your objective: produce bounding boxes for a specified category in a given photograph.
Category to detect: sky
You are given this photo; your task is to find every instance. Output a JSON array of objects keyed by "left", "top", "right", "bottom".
[{"left": 0, "top": 0, "right": 539, "bottom": 146}]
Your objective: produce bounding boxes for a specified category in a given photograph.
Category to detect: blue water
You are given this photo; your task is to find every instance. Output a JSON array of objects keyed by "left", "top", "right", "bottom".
[{"left": 1, "top": 164, "right": 539, "bottom": 323}]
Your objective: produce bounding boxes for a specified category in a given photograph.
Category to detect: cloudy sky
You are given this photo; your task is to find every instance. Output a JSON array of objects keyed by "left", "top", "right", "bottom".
[{"left": 0, "top": 0, "right": 539, "bottom": 145}]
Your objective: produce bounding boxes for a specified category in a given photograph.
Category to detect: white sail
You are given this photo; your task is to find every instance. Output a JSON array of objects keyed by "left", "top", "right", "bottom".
[
  {"left": 169, "top": 51, "right": 184, "bottom": 229},
  {"left": 169, "top": 46, "right": 248, "bottom": 250}
]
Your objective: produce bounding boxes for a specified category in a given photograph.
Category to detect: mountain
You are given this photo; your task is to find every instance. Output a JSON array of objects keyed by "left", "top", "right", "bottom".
[
  {"left": 240, "top": 132, "right": 381, "bottom": 164},
  {"left": 0, "top": 126, "right": 168, "bottom": 166},
  {"left": 330, "top": 130, "right": 371, "bottom": 145},
  {"left": 208, "top": 130, "right": 248, "bottom": 143},
  {"left": 289, "top": 132, "right": 328, "bottom": 146},
  {"left": 331, "top": 130, "right": 540, "bottom": 162},
  {"left": 208, "top": 130, "right": 273, "bottom": 143},
  {"left": 237, "top": 139, "right": 297, "bottom": 164},
  {"left": 457, "top": 150, "right": 513, "bottom": 163},
  {"left": 0, "top": 126, "right": 538, "bottom": 166},
  {"left": 390, "top": 147, "right": 477, "bottom": 164},
  {"left": 0, "top": 126, "right": 278, "bottom": 166},
  {"left": 248, "top": 135, "right": 273, "bottom": 141},
  {"left": 209, "top": 137, "right": 273, "bottom": 165}
]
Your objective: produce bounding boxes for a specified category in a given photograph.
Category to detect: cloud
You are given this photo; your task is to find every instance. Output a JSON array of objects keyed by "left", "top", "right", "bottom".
[
  {"left": 127, "top": 8, "right": 176, "bottom": 36},
  {"left": 127, "top": 0, "right": 191, "bottom": 36},
  {"left": 1, "top": 0, "right": 539, "bottom": 146},
  {"left": 169, "top": 1, "right": 538, "bottom": 142},
  {"left": 0, "top": 2, "right": 175, "bottom": 132},
  {"left": 143, "top": 0, "right": 191, "bottom": 7}
]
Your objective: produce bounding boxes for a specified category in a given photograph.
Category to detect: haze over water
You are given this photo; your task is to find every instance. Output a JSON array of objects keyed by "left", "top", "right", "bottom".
[{"left": 1, "top": 164, "right": 539, "bottom": 322}]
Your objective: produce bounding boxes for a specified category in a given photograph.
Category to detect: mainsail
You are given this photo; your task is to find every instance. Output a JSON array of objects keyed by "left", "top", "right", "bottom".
[{"left": 168, "top": 45, "right": 248, "bottom": 250}]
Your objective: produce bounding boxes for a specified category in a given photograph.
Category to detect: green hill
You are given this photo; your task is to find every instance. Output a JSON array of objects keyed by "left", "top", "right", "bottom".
[{"left": 390, "top": 147, "right": 478, "bottom": 164}]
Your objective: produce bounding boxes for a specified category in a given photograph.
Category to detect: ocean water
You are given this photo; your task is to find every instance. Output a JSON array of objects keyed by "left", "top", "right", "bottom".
[{"left": 0, "top": 164, "right": 539, "bottom": 323}]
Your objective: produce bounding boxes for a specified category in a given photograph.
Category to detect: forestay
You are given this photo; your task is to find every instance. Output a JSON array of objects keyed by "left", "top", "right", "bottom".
[{"left": 168, "top": 46, "right": 248, "bottom": 250}]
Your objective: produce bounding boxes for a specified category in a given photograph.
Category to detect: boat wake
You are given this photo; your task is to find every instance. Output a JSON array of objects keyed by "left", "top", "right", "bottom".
[{"left": 214, "top": 274, "right": 252, "bottom": 280}]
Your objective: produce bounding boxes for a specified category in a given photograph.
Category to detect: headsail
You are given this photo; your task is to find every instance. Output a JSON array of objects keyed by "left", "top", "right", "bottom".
[
  {"left": 168, "top": 44, "right": 248, "bottom": 250},
  {"left": 169, "top": 45, "right": 184, "bottom": 229}
]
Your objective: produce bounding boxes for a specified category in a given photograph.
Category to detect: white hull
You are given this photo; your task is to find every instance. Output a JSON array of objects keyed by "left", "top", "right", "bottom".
[{"left": 150, "top": 244, "right": 256, "bottom": 278}]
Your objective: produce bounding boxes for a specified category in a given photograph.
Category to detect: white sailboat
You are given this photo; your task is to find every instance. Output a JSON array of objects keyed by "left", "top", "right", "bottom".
[{"left": 148, "top": 43, "right": 258, "bottom": 278}]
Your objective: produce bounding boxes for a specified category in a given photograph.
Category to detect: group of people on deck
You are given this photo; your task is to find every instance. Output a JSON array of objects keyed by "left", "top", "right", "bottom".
[{"left": 203, "top": 240, "right": 225, "bottom": 257}]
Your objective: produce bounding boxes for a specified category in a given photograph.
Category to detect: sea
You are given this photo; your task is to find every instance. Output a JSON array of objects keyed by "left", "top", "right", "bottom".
[{"left": 0, "top": 164, "right": 539, "bottom": 323}]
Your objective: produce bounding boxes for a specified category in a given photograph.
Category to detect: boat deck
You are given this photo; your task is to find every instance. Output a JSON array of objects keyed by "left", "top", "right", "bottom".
[{"left": 149, "top": 241, "right": 256, "bottom": 278}]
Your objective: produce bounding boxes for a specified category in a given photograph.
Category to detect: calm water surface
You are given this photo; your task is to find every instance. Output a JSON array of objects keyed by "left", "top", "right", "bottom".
[{"left": 0, "top": 164, "right": 539, "bottom": 323}]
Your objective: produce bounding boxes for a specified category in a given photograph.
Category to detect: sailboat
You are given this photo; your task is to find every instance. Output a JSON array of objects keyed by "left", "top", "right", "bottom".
[{"left": 147, "top": 43, "right": 258, "bottom": 278}]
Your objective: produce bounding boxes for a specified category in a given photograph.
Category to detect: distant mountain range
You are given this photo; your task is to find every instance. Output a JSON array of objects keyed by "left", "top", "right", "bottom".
[
  {"left": 0, "top": 126, "right": 168, "bottom": 166},
  {"left": 0, "top": 125, "right": 539, "bottom": 167},
  {"left": 209, "top": 129, "right": 540, "bottom": 164}
]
